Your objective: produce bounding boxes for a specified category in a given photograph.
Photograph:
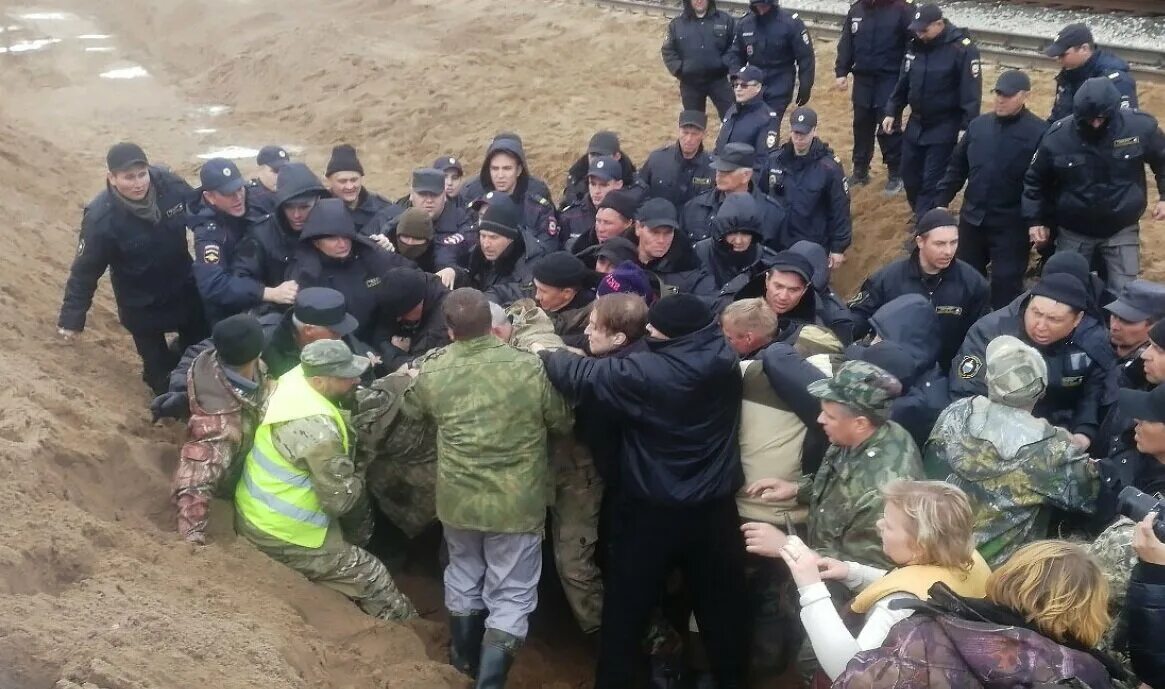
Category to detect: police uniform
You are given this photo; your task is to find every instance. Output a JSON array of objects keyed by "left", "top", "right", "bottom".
[
  {"left": 766, "top": 136, "right": 852, "bottom": 255},
  {"left": 234, "top": 162, "right": 328, "bottom": 293},
  {"left": 661, "top": 0, "right": 737, "bottom": 118},
  {"left": 638, "top": 140, "right": 715, "bottom": 210},
  {"left": 715, "top": 89, "right": 782, "bottom": 175},
  {"left": 58, "top": 164, "right": 208, "bottom": 396},
  {"left": 885, "top": 20, "right": 981, "bottom": 215},
  {"left": 727, "top": 4, "right": 815, "bottom": 127},
  {"left": 1045, "top": 23, "right": 1138, "bottom": 124},
  {"left": 681, "top": 186, "right": 786, "bottom": 250},
  {"left": 936, "top": 91, "right": 1048, "bottom": 308},
  {"left": 835, "top": 0, "right": 914, "bottom": 181},
  {"left": 365, "top": 198, "right": 477, "bottom": 270},
  {"left": 246, "top": 179, "right": 278, "bottom": 215}
]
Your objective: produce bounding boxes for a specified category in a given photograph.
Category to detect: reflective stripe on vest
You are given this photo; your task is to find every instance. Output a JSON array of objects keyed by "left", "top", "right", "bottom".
[{"left": 234, "top": 366, "right": 347, "bottom": 548}]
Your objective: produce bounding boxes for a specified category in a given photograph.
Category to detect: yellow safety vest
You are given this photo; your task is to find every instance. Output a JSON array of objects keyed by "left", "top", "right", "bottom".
[{"left": 234, "top": 365, "right": 348, "bottom": 548}]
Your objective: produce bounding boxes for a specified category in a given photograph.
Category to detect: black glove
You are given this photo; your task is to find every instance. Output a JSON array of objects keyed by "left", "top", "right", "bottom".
[
  {"left": 150, "top": 391, "right": 190, "bottom": 422},
  {"left": 795, "top": 85, "right": 812, "bottom": 106}
]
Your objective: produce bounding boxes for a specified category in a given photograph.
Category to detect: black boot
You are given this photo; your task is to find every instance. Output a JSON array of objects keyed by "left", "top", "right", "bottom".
[
  {"left": 449, "top": 610, "right": 487, "bottom": 678},
  {"left": 848, "top": 168, "right": 871, "bottom": 186},
  {"left": 474, "top": 629, "right": 520, "bottom": 689}
]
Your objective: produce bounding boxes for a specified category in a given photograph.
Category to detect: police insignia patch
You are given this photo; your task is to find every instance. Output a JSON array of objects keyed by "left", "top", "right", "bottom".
[
  {"left": 76, "top": 239, "right": 85, "bottom": 256},
  {"left": 746, "top": 45, "right": 754, "bottom": 56},
  {"left": 766, "top": 131, "right": 777, "bottom": 149},
  {"left": 547, "top": 218, "right": 559, "bottom": 236},
  {"left": 847, "top": 291, "right": 867, "bottom": 308},
  {"left": 366, "top": 277, "right": 382, "bottom": 288},
  {"left": 203, "top": 244, "right": 221, "bottom": 264},
  {"left": 970, "top": 59, "right": 981, "bottom": 78},
  {"left": 801, "top": 31, "right": 810, "bottom": 45},
  {"left": 958, "top": 355, "right": 982, "bottom": 379}
]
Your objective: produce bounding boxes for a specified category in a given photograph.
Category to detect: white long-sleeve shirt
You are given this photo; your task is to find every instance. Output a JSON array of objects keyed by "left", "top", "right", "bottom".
[{"left": 798, "top": 562, "right": 918, "bottom": 680}]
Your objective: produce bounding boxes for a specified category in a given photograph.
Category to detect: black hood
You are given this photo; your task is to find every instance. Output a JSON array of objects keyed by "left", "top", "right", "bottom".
[
  {"left": 778, "top": 139, "right": 836, "bottom": 167},
  {"left": 300, "top": 198, "right": 358, "bottom": 241},
  {"left": 867, "top": 293, "right": 941, "bottom": 376},
  {"left": 788, "top": 240, "right": 828, "bottom": 291},
  {"left": 1073, "top": 76, "right": 1121, "bottom": 130},
  {"left": 682, "top": 0, "right": 719, "bottom": 17},
  {"left": 711, "top": 192, "right": 763, "bottom": 241},
  {"left": 479, "top": 138, "right": 531, "bottom": 197},
  {"left": 274, "top": 162, "right": 328, "bottom": 208}
]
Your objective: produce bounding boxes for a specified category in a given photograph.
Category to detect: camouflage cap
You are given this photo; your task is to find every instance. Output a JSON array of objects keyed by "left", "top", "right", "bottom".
[
  {"left": 807, "top": 359, "right": 902, "bottom": 420},
  {"left": 300, "top": 339, "right": 369, "bottom": 379},
  {"left": 985, "top": 335, "right": 1047, "bottom": 406}
]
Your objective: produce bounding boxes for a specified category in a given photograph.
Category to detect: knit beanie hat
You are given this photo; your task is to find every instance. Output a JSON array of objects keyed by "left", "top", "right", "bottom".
[
  {"left": 532, "top": 251, "right": 591, "bottom": 289},
  {"left": 1030, "top": 273, "right": 1089, "bottom": 313},
  {"left": 597, "top": 261, "right": 655, "bottom": 304},
  {"left": 648, "top": 293, "right": 712, "bottom": 338},
  {"left": 396, "top": 208, "right": 434, "bottom": 241},
  {"left": 375, "top": 268, "right": 429, "bottom": 318},
  {"left": 326, "top": 144, "right": 364, "bottom": 177},
  {"left": 212, "top": 314, "right": 265, "bottom": 366}
]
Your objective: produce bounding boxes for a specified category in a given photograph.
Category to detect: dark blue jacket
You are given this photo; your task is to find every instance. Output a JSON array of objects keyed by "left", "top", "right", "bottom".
[
  {"left": 948, "top": 294, "right": 1118, "bottom": 441},
  {"left": 638, "top": 141, "right": 715, "bottom": 209},
  {"left": 886, "top": 24, "right": 982, "bottom": 145},
  {"left": 58, "top": 167, "right": 200, "bottom": 333},
  {"left": 727, "top": 6, "right": 815, "bottom": 105},
  {"left": 542, "top": 323, "right": 744, "bottom": 505},
  {"left": 233, "top": 163, "right": 329, "bottom": 292},
  {"left": 835, "top": 0, "right": 913, "bottom": 80},
  {"left": 766, "top": 139, "right": 852, "bottom": 253},
  {"left": 714, "top": 94, "right": 781, "bottom": 172},
  {"left": 187, "top": 194, "right": 269, "bottom": 324},
  {"left": 1128, "top": 560, "right": 1165, "bottom": 689},
  {"left": 1049, "top": 49, "right": 1137, "bottom": 124},
  {"left": 662, "top": 0, "right": 735, "bottom": 82},
  {"left": 693, "top": 191, "right": 777, "bottom": 289},
  {"left": 680, "top": 185, "right": 786, "bottom": 250},
  {"left": 850, "top": 253, "right": 989, "bottom": 367},
  {"left": 560, "top": 153, "right": 643, "bottom": 212},
  {"left": 937, "top": 107, "right": 1048, "bottom": 226}
]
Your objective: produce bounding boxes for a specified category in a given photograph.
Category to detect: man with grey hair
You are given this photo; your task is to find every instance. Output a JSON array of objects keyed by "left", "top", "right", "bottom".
[{"left": 924, "top": 334, "right": 1098, "bottom": 566}]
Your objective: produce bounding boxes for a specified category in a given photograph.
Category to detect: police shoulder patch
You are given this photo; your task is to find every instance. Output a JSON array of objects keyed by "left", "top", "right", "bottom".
[
  {"left": 958, "top": 355, "right": 983, "bottom": 379},
  {"left": 766, "top": 131, "right": 778, "bottom": 149},
  {"left": 366, "top": 276, "right": 382, "bottom": 288},
  {"left": 1109, "top": 72, "right": 1120, "bottom": 79},
  {"left": 537, "top": 196, "right": 550, "bottom": 206},
  {"left": 76, "top": 238, "right": 86, "bottom": 256},
  {"left": 202, "top": 243, "right": 221, "bottom": 264},
  {"left": 961, "top": 37, "right": 971, "bottom": 46},
  {"left": 847, "top": 291, "right": 867, "bottom": 308}
]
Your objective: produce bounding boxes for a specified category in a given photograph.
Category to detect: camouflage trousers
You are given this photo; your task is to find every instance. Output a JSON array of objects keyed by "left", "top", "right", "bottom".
[
  {"left": 171, "top": 448, "right": 241, "bottom": 542},
  {"left": 550, "top": 435, "right": 604, "bottom": 634}
]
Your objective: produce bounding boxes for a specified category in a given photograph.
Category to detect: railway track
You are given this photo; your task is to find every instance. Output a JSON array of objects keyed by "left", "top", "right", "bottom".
[
  {"left": 1008, "top": 0, "right": 1165, "bottom": 15},
  {"left": 591, "top": 0, "right": 1165, "bottom": 82}
]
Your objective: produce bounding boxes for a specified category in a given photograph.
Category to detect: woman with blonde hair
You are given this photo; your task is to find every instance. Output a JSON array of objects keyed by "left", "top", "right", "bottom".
[
  {"left": 743, "top": 479, "right": 991, "bottom": 681},
  {"left": 831, "top": 539, "right": 1125, "bottom": 689}
]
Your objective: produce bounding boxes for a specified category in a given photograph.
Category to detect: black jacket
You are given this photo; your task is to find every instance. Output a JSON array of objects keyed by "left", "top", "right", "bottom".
[
  {"left": 58, "top": 167, "right": 200, "bottom": 333},
  {"left": 542, "top": 323, "right": 744, "bottom": 505},
  {"left": 573, "top": 338, "right": 651, "bottom": 488},
  {"left": 1049, "top": 49, "right": 1138, "bottom": 124},
  {"left": 850, "top": 252, "right": 990, "bottom": 367},
  {"left": 363, "top": 200, "right": 476, "bottom": 270},
  {"left": 1023, "top": 80, "right": 1165, "bottom": 238},
  {"left": 466, "top": 230, "right": 550, "bottom": 306},
  {"left": 714, "top": 94, "right": 781, "bottom": 171},
  {"left": 937, "top": 107, "right": 1049, "bottom": 226},
  {"left": 1128, "top": 560, "right": 1165, "bottom": 689},
  {"left": 459, "top": 173, "right": 553, "bottom": 210},
  {"left": 373, "top": 273, "right": 451, "bottom": 371},
  {"left": 726, "top": 6, "right": 815, "bottom": 104},
  {"left": 759, "top": 342, "right": 831, "bottom": 475},
  {"left": 886, "top": 24, "right": 982, "bottom": 145},
  {"left": 186, "top": 193, "right": 269, "bottom": 324},
  {"left": 661, "top": 0, "right": 735, "bottom": 82},
  {"left": 693, "top": 191, "right": 777, "bottom": 289},
  {"left": 680, "top": 184, "right": 786, "bottom": 249},
  {"left": 766, "top": 139, "right": 852, "bottom": 253},
  {"left": 638, "top": 141, "right": 715, "bottom": 209},
  {"left": 835, "top": 0, "right": 913, "bottom": 82},
  {"left": 246, "top": 179, "right": 278, "bottom": 215},
  {"left": 1093, "top": 435, "right": 1165, "bottom": 531},
  {"left": 561, "top": 153, "right": 643, "bottom": 211},
  {"left": 233, "top": 163, "right": 328, "bottom": 291},
  {"left": 637, "top": 229, "right": 718, "bottom": 298},
  {"left": 948, "top": 295, "right": 1118, "bottom": 441},
  {"left": 343, "top": 187, "right": 393, "bottom": 234}
]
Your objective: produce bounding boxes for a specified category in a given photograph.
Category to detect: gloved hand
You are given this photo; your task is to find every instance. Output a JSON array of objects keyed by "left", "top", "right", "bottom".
[
  {"left": 795, "top": 84, "right": 812, "bottom": 106},
  {"left": 151, "top": 391, "right": 190, "bottom": 422}
]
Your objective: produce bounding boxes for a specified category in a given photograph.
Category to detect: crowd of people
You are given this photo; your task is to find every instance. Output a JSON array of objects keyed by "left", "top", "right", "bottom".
[{"left": 53, "top": 0, "right": 1165, "bottom": 688}]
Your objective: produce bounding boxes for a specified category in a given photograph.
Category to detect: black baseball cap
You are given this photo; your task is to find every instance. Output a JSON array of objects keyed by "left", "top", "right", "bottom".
[
  {"left": 1045, "top": 23, "right": 1094, "bottom": 58},
  {"left": 679, "top": 110, "right": 708, "bottom": 131},
  {"left": 256, "top": 145, "right": 290, "bottom": 170},
  {"left": 588, "top": 155, "right": 621, "bottom": 181},
  {"left": 1120, "top": 384, "right": 1165, "bottom": 423},
  {"left": 993, "top": 70, "right": 1032, "bottom": 96},
  {"left": 433, "top": 155, "right": 463, "bottom": 174},
  {"left": 106, "top": 142, "right": 148, "bottom": 172},
  {"left": 588, "top": 131, "right": 620, "bottom": 156},
  {"left": 1105, "top": 280, "right": 1165, "bottom": 323},
  {"left": 294, "top": 286, "right": 358, "bottom": 336},
  {"left": 636, "top": 198, "right": 679, "bottom": 230},
  {"left": 199, "top": 158, "right": 245, "bottom": 194},
  {"left": 789, "top": 107, "right": 818, "bottom": 134},
  {"left": 411, "top": 167, "right": 446, "bottom": 195},
  {"left": 731, "top": 65, "right": 764, "bottom": 84},
  {"left": 711, "top": 143, "right": 756, "bottom": 172},
  {"left": 908, "top": 3, "right": 943, "bottom": 32}
]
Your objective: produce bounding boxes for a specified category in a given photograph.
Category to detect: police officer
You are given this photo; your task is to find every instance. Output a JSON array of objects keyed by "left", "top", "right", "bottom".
[
  {"left": 883, "top": 3, "right": 981, "bottom": 217},
  {"left": 726, "top": 0, "right": 815, "bottom": 129},
  {"left": 716, "top": 65, "right": 782, "bottom": 174},
  {"left": 1023, "top": 77, "right": 1165, "bottom": 293},
  {"left": 834, "top": 0, "right": 914, "bottom": 192},
  {"left": 1045, "top": 23, "right": 1137, "bottom": 124},
  {"left": 57, "top": 142, "right": 208, "bottom": 395},
  {"left": 324, "top": 144, "right": 392, "bottom": 234},
  {"left": 681, "top": 143, "right": 786, "bottom": 250},
  {"left": 469, "top": 136, "right": 561, "bottom": 249},
  {"left": 661, "top": 0, "right": 736, "bottom": 119},
  {"left": 950, "top": 272, "right": 1117, "bottom": 452},
  {"left": 560, "top": 156, "right": 625, "bottom": 248},
  {"left": 561, "top": 131, "right": 642, "bottom": 211},
  {"left": 188, "top": 158, "right": 287, "bottom": 325},
  {"left": 936, "top": 70, "right": 1047, "bottom": 309},
  {"left": 850, "top": 208, "right": 989, "bottom": 368},
  {"left": 433, "top": 155, "right": 467, "bottom": 210},
  {"left": 1104, "top": 281, "right": 1165, "bottom": 391},
  {"left": 638, "top": 110, "right": 714, "bottom": 209},
  {"left": 248, "top": 145, "right": 290, "bottom": 215},
  {"left": 766, "top": 107, "right": 851, "bottom": 267}
]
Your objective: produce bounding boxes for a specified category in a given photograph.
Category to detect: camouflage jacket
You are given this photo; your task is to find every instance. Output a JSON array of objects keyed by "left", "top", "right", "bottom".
[
  {"left": 802, "top": 420, "right": 924, "bottom": 569},
  {"left": 400, "top": 334, "right": 574, "bottom": 533},
  {"left": 352, "top": 373, "right": 438, "bottom": 539},
  {"left": 181, "top": 350, "right": 272, "bottom": 488},
  {"left": 1089, "top": 518, "right": 1137, "bottom": 674},
  {"left": 924, "top": 396, "right": 1098, "bottom": 567}
]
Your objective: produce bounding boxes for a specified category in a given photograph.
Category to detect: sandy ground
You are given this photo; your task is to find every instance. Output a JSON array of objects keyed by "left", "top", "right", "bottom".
[{"left": 0, "top": 0, "right": 1161, "bottom": 687}]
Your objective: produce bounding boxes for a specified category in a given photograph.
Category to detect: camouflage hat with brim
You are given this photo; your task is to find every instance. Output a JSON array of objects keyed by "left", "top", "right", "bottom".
[
  {"left": 807, "top": 359, "right": 902, "bottom": 420},
  {"left": 300, "top": 339, "right": 369, "bottom": 379},
  {"left": 985, "top": 335, "right": 1047, "bottom": 406}
]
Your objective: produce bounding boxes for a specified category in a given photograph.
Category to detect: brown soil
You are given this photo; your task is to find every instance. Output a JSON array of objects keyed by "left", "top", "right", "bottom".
[{"left": 0, "top": 0, "right": 1160, "bottom": 687}]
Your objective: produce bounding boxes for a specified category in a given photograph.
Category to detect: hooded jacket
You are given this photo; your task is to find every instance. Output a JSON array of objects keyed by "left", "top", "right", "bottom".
[
  {"left": 1049, "top": 49, "right": 1138, "bottom": 124},
  {"left": 694, "top": 192, "right": 778, "bottom": 289},
  {"left": 469, "top": 138, "right": 561, "bottom": 247},
  {"left": 680, "top": 184, "right": 787, "bottom": 249},
  {"left": 661, "top": 0, "right": 735, "bottom": 82},
  {"left": 1023, "top": 78, "right": 1165, "bottom": 238},
  {"left": 886, "top": 23, "right": 982, "bottom": 145},
  {"left": 234, "top": 163, "right": 329, "bottom": 291},
  {"left": 788, "top": 240, "right": 855, "bottom": 344},
  {"left": 466, "top": 229, "right": 551, "bottom": 306},
  {"left": 767, "top": 139, "right": 852, "bottom": 253},
  {"left": 637, "top": 227, "right": 717, "bottom": 298}
]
